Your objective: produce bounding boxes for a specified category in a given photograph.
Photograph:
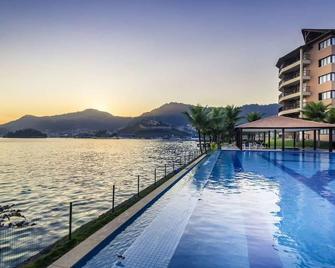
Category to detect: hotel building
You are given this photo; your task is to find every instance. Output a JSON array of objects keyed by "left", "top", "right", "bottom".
[{"left": 277, "top": 29, "right": 335, "bottom": 118}]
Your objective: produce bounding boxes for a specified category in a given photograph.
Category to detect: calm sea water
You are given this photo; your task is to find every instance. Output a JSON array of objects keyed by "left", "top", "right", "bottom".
[{"left": 0, "top": 138, "right": 197, "bottom": 267}]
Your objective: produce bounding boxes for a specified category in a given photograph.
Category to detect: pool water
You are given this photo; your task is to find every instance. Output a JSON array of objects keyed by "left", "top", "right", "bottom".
[{"left": 78, "top": 150, "right": 335, "bottom": 268}]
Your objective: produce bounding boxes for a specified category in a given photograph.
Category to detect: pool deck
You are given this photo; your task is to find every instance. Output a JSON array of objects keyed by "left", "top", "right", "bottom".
[{"left": 48, "top": 154, "right": 207, "bottom": 268}]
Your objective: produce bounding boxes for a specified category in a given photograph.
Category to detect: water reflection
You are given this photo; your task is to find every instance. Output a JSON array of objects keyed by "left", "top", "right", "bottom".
[{"left": 0, "top": 138, "right": 196, "bottom": 267}]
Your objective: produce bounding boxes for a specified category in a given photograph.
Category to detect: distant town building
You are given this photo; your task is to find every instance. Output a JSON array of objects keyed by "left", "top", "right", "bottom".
[{"left": 277, "top": 29, "right": 335, "bottom": 118}]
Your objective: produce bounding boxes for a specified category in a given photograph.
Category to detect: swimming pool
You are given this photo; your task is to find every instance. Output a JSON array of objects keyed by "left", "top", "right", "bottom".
[{"left": 77, "top": 150, "right": 335, "bottom": 268}]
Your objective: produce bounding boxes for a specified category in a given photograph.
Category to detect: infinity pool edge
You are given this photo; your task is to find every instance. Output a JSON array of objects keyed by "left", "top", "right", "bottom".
[{"left": 48, "top": 153, "right": 208, "bottom": 268}]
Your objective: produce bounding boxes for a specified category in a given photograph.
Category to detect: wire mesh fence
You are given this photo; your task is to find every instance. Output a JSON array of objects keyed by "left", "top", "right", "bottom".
[{"left": 0, "top": 149, "right": 201, "bottom": 268}]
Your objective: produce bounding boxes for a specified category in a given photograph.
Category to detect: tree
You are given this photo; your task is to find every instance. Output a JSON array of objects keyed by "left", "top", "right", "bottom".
[
  {"left": 302, "top": 102, "right": 329, "bottom": 122},
  {"left": 4, "top": 128, "right": 47, "bottom": 138},
  {"left": 185, "top": 105, "right": 242, "bottom": 149},
  {"left": 207, "top": 107, "right": 226, "bottom": 146},
  {"left": 224, "top": 105, "right": 241, "bottom": 143},
  {"left": 246, "top": 112, "right": 262, "bottom": 122},
  {"left": 326, "top": 107, "right": 335, "bottom": 124},
  {"left": 184, "top": 105, "right": 209, "bottom": 153}
]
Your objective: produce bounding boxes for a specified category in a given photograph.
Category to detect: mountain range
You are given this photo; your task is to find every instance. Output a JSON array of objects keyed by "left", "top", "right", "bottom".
[{"left": 0, "top": 102, "right": 279, "bottom": 138}]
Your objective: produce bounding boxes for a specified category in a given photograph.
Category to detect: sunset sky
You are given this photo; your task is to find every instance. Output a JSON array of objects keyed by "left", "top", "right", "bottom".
[{"left": 1, "top": 0, "right": 335, "bottom": 123}]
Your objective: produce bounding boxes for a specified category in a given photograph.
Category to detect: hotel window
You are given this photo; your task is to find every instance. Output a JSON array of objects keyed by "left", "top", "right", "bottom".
[
  {"left": 318, "top": 73, "right": 335, "bottom": 84},
  {"left": 319, "top": 37, "right": 335, "bottom": 50},
  {"left": 319, "top": 55, "right": 335, "bottom": 67},
  {"left": 319, "top": 90, "right": 335, "bottom": 100}
]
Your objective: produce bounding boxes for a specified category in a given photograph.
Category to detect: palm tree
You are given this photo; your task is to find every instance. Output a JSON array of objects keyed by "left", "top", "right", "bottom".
[
  {"left": 302, "top": 102, "right": 329, "bottom": 122},
  {"left": 207, "top": 107, "right": 225, "bottom": 146},
  {"left": 184, "top": 105, "right": 208, "bottom": 153},
  {"left": 200, "top": 109, "right": 212, "bottom": 152},
  {"left": 302, "top": 102, "right": 331, "bottom": 148},
  {"left": 224, "top": 105, "right": 241, "bottom": 144},
  {"left": 326, "top": 107, "right": 335, "bottom": 123},
  {"left": 246, "top": 112, "right": 262, "bottom": 122}
]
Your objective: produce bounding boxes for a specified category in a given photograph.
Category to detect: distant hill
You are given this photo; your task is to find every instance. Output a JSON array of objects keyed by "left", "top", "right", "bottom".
[
  {"left": 238, "top": 104, "right": 280, "bottom": 123},
  {"left": 118, "top": 118, "right": 189, "bottom": 138},
  {"left": 136, "top": 102, "right": 279, "bottom": 125},
  {"left": 0, "top": 127, "right": 8, "bottom": 136},
  {"left": 0, "top": 109, "right": 132, "bottom": 136},
  {"left": 139, "top": 102, "right": 192, "bottom": 127},
  {"left": 0, "top": 103, "right": 279, "bottom": 137}
]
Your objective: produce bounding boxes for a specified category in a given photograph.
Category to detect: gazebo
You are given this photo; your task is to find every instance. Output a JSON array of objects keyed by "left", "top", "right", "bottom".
[{"left": 235, "top": 116, "right": 335, "bottom": 152}]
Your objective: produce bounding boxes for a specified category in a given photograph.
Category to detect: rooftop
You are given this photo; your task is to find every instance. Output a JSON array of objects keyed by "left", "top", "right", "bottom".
[
  {"left": 276, "top": 28, "right": 335, "bottom": 68},
  {"left": 236, "top": 116, "right": 335, "bottom": 131}
]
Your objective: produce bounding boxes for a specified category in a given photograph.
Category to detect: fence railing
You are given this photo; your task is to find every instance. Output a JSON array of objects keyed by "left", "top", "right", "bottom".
[{"left": 0, "top": 149, "right": 202, "bottom": 268}]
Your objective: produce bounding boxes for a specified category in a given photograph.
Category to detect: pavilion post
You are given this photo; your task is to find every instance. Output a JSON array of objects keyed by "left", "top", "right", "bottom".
[
  {"left": 281, "top": 128, "right": 285, "bottom": 151},
  {"left": 313, "top": 130, "right": 317, "bottom": 151},
  {"left": 274, "top": 130, "right": 277, "bottom": 150},
  {"left": 329, "top": 128, "right": 333, "bottom": 152},
  {"left": 293, "top": 132, "right": 296, "bottom": 148},
  {"left": 302, "top": 131, "right": 305, "bottom": 150},
  {"left": 268, "top": 131, "right": 270, "bottom": 148},
  {"left": 318, "top": 129, "right": 321, "bottom": 148},
  {"left": 263, "top": 132, "right": 266, "bottom": 147},
  {"left": 236, "top": 129, "right": 242, "bottom": 150},
  {"left": 235, "top": 129, "right": 239, "bottom": 149}
]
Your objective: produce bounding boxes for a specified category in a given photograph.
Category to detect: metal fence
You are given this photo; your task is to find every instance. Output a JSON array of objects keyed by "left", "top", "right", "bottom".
[{"left": 0, "top": 149, "right": 201, "bottom": 268}]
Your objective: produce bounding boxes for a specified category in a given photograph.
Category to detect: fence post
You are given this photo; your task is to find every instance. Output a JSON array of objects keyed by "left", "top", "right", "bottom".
[
  {"left": 137, "top": 175, "right": 140, "bottom": 197},
  {"left": 69, "top": 202, "right": 73, "bottom": 240},
  {"left": 112, "top": 184, "right": 115, "bottom": 212},
  {"left": 165, "top": 164, "right": 167, "bottom": 178},
  {"left": 154, "top": 168, "right": 157, "bottom": 185}
]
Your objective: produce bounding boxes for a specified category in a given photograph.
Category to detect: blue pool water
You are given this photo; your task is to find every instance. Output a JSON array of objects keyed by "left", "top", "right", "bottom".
[{"left": 78, "top": 150, "right": 335, "bottom": 268}]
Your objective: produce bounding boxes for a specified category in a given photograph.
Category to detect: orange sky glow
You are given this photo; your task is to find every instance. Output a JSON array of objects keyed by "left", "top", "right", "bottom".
[{"left": 1, "top": 0, "right": 333, "bottom": 124}]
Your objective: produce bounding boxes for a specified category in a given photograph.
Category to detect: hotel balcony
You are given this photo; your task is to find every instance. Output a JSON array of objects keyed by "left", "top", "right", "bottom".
[
  {"left": 278, "top": 86, "right": 311, "bottom": 103},
  {"left": 278, "top": 103, "right": 300, "bottom": 116},
  {"left": 278, "top": 54, "right": 311, "bottom": 78},
  {"left": 278, "top": 69, "right": 310, "bottom": 90}
]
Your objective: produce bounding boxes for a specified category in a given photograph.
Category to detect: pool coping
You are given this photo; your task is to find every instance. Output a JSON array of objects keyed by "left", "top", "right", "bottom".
[{"left": 48, "top": 154, "right": 207, "bottom": 268}]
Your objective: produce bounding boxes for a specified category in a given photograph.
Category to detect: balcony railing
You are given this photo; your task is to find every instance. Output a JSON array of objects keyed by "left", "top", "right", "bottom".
[
  {"left": 279, "top": 69, "right": 310, "bottom": 88},
  {"left": 283, "top": 71, "right": 300, "bottom": 81},
  {"left": 280, "top": 57, "right": 300, "bottom": 70},
  {"left": 278, "top": 89, "right": 299, "bottom": 100},
  {"left": 278, "top": 85, "right": 311, "bottom": 101},
  {"left": 279, "top": 103, "right": 300, "bottom": 112},
  {"left": 278, "top": 54, "right": 310, "bottom": 72}
]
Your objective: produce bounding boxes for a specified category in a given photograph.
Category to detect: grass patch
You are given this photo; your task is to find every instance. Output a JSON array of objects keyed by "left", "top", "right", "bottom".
[
  {"left": 265, "top": 139, "right": 333, "bottom": 150},
  {"left": 20, "top": 156, "right": 203, "bottom": 268}
]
